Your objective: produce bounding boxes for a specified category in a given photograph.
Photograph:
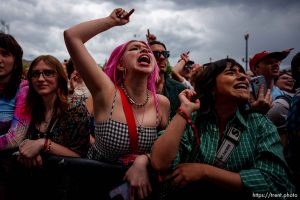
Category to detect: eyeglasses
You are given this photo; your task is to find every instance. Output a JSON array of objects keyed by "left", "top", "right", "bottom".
[
  {"left": 30, "top": 70, "right": 57, "bottom": 79},
  {"left": 152, "top": 51, "right": 170, "bottom": 59}
]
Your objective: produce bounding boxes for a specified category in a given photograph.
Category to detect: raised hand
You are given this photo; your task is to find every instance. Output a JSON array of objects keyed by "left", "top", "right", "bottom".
[
  {"left": 146, "top": 29, "right": 157, "bottom": 43},
  {"left": 250, "top": 86, "right": 272, "bottom": 114},
  {"left": 109, "top": 8, "right": 134, "bottom": 26},
  {"left": 178, "top": 89, "right": 201, "bottom": 115}
]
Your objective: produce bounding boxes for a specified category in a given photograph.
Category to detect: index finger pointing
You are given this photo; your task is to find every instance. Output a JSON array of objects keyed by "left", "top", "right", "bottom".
[{"left": 124, "top": 8, "right": 135, "bottom": 19}]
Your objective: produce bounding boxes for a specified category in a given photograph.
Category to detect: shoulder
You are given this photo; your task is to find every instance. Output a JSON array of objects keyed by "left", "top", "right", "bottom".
[
  {"left": 156, "top": 94, "right": 170, "bottom": 116},
  {"left": 246, "top": 112, "right": 277, "bottom": 131},
  {"left": 271, "top": 86, "right": 285, "bottom": 99},
  {"left": 157, "top": 94, "right": 170, "bottom": 107},
  {"left": 247, "top": 111, "right": 269, "bottom": 121}
]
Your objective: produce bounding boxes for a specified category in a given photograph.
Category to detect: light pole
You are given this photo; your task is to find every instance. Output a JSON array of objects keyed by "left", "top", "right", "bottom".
[{"left": 244, "top": 33, "right": 249, "bottom": 71}]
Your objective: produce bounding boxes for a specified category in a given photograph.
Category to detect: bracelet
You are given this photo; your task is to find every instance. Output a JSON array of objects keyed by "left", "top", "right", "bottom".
[
  {"left": 45, "top": 139, "right": 52, "bottom": 153},
  {"left": 144, "top": 153, "right": 151, "bottom": 165},
  {"left": 43, "top": 138, "right": 49, "bottom": 152},
  {"left": 177, "top": 107, "right": 192, "bottom": 124},
  {"left": 177, "top": 107, "right": 200, "bottom": 145}
]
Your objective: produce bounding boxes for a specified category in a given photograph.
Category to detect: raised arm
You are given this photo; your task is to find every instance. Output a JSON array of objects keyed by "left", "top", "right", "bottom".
[
  {"left": 172, "top": 52, "right": 189, "bottom": 83},
  {"left": 151, "top": 89, "right": 200, "bottom": 171},
  {"left": 64, "top": 8, "right": 131, "bottom": 105}
]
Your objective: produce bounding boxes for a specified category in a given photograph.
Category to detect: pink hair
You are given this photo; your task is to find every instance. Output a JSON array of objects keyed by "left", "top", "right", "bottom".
[{"left": 104, "top": 40, "right": 160, "bottom": 114}]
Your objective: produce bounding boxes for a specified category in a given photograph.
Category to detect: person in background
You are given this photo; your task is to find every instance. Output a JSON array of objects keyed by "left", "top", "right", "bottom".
[
  {"left": 151, "top": 58, "right": 295, "bottom": 199},
  {"left": 266, "top": 69, "right": 295, "bottom": 154},
  {"left": 0, "top": 32, "right": 31, "bottom": 199},
  {"left": 275, "top": 69, "right": 295, "bottom": 94},
  {"left": 18, "top": 55, "right": 91, "bottom": 168},
  {"left": 285, "top": 52, "right": 300, "bottom": 194},
  {"left": 147, "top": 32, "right": 185, "bottom": 119},
  {"left": 291, "top": 52, "right": 300, "bottom": 91},
  {"left": 172, "top": 51, "right": 200, "bottom": 90},
  {"left": 66, "top": 58, "right": 91, "bottom": 105},
  {"left": 0, "top": 33, "right": 30, "bottom": 151},
  {"left": 249, "top": 49, "right": 293, "bottom": 99},
  {"left": 64, "top": 8, "right": 169, "bottom": 199},
  {"left": 248, "top": 49, "right": 293, "bottom": 114}
]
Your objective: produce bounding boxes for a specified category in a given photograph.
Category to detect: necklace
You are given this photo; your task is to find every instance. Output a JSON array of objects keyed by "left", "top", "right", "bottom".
[
  {"left": 37, "top": 121, "right": 50, "bottom": 137},
  {"left": 37, "top": 110, "right": 54, "bottom": 134},
  {"left": 121, "top": 84, "right": 149, "bottom": 107},
  {"left": 133, "top": 106, "right": 146, "bottom": 134}
]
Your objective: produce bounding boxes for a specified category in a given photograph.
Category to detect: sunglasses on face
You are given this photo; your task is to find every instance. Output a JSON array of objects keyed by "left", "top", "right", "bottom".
[
  {"left": 152, "top": 51, "right": 170, "bottom": 59},
  {"left": 30, "top": 70, "right": 57, "bottom": 79}
]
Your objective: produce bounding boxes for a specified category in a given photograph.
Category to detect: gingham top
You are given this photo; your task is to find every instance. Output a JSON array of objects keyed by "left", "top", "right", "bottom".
[{"left": 87, "top": 88, "right": 158, "bottom": 162}]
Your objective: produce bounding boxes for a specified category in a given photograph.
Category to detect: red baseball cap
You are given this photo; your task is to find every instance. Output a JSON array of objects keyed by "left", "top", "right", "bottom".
[{"left": 249, "top": 48, "right": 293, "bottom": 73}]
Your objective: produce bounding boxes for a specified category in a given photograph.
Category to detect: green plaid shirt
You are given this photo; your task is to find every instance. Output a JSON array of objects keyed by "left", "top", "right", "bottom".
[{"left": 171, "top": 109, "right": 295, "bottom": 195}]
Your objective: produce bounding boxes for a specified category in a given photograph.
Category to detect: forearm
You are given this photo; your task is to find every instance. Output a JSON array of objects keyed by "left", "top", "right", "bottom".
[
  {"left": 64, "top": 16, "right": 115, "bottom": 98},
  {"left": 151, "top": 113, "right": 187, "bottom": 171},
  {"left": 172, "top": 60, "right": 186, "bottom": 82},
  {"left": 203, "top": 164, "right": 244, "bottom": 191},
  {"left": 0, "top": 124, "right": 29, "bottom": 151},
  {"left": 64, "top": 16, "right": 116, "bottom": 44},
  {"left": 47, "top": 140, "right": 80, "bottom": 157}
]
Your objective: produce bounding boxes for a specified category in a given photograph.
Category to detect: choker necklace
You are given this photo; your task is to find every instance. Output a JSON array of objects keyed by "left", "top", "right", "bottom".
[{"left": 121, "top": 84, "right": 149, "bottom": 107}]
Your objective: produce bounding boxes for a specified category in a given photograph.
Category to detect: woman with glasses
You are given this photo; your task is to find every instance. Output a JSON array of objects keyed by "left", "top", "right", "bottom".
[
  {"left": 275, "top": 70, "right": 295, "bottom": 94},
  {"left": 18, "top": 55, "right": 91, "bottom": 168},
  {"left": 151, "top": 58, "right": 295, "bottom": 199},
  {"left": 64, "top": 8, "right": 170, "bottom": 199},
  {"left": 267, "top": 69, "right": 295, "bottom": 154}
]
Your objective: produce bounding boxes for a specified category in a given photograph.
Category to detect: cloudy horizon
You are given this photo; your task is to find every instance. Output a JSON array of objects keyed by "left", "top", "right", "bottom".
[{"left": 1, "top": 0, "right": 299, "bottom": 70}]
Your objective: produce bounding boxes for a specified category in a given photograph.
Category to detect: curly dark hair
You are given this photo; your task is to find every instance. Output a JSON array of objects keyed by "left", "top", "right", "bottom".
[
  {"left": 194, "top": 58, "right": 245, "bottom": 120},
  {"left": 0, "top": 33, "right": 23, "bottom": 99}
]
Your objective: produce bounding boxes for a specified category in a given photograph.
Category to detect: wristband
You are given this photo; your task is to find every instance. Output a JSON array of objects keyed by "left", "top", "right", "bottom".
[
  {"left": 43, "top": 138, "right": 49, "bottom": 152},
  {"left": 45, "top": 139, "right": 52, "bottom": 153},
  {"left": 177, "top": 107, "right": 200, "bottom": 145},
  {"left": 144, "top": 153, "right": 151, "bottom": 165}
]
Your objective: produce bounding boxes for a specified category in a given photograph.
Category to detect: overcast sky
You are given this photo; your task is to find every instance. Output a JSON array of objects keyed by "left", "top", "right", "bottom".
[{"left": 1, "top": 0, "right": 299, "bottom": 70}]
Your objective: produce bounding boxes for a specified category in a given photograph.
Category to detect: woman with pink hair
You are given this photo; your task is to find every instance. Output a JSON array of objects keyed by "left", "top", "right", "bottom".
[{"left": 64, "top": 8, "right": 170, "bottom": 199}]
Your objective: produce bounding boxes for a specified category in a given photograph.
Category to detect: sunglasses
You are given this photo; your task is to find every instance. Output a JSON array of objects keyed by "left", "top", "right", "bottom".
[
  {"left": 30, "top": 70, "right": 57, "bottom": 79},
  {"left": 152, "top": 51, "right": 170, "bottom": 59}
]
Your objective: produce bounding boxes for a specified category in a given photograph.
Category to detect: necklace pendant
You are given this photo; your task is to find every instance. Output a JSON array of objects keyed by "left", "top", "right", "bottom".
[{"left": 139, "top": 126, "right": 144, "bottom": 134}]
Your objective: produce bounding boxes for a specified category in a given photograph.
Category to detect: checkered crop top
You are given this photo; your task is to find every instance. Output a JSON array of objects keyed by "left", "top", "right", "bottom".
[{"left": 87, "top": 88, "right": 158, "bottom": 163}]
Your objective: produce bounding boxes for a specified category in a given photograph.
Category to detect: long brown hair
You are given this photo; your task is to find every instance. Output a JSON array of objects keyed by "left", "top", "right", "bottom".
[
  {"left": 26, "top": 55, "right": 68, "bottom": 124},
  {"left": 0, "top": 33, "right": 23, "bottom": 99}
]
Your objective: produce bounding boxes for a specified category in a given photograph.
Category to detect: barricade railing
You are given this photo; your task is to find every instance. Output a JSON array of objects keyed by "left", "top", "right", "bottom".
[{"left": 2, "top": 154, "right": 128, "bottom": 200}]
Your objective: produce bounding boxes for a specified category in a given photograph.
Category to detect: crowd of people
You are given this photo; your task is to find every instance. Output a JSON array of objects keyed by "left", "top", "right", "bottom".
[{"left": 0, "top": 7, "right": 299, "bottom": 200}]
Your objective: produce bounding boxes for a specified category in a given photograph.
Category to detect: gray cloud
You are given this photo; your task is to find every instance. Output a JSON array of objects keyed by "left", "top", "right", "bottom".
[{"left": 1, "top": 0, "right": 299, "bottom": 70}]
